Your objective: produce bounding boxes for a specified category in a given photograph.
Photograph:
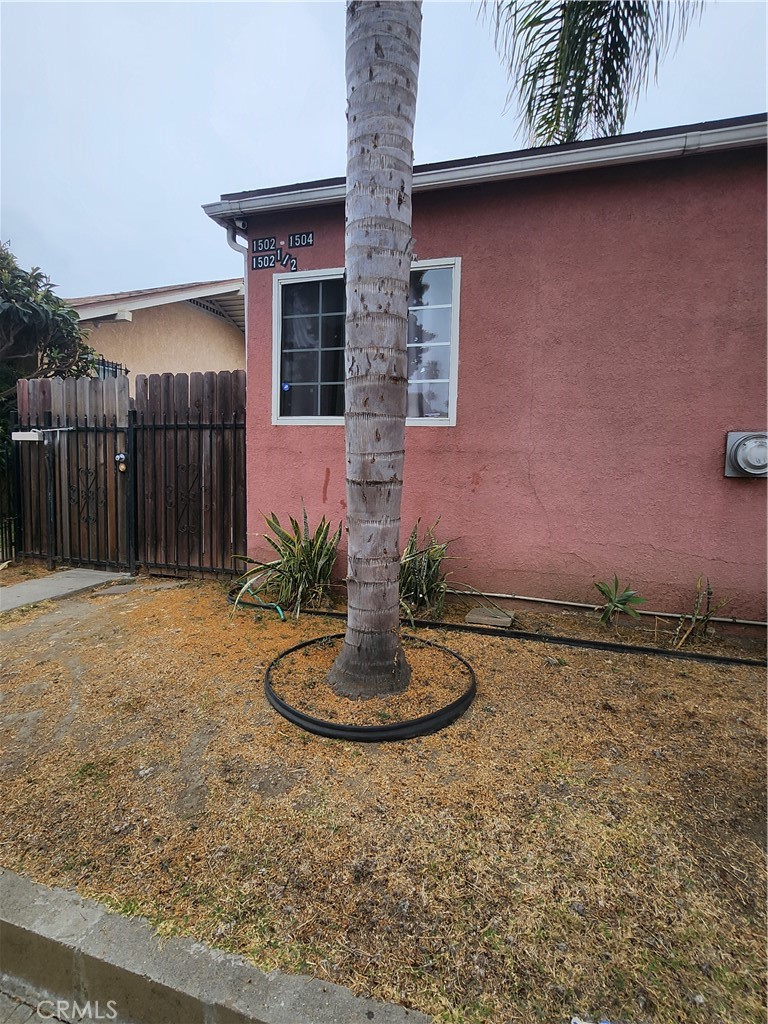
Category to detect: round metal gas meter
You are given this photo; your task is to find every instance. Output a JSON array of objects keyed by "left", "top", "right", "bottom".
[{"left": 725, "top": 431, "right": 767, "bottom": 478}]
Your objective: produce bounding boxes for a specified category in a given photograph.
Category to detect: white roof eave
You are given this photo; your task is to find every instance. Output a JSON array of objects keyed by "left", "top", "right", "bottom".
[
  {"left": 202, "top": 120, "right": 766, "bottom": 226},
  {"left": 73, "top": 281, "right": 244, "bottom": 322}
]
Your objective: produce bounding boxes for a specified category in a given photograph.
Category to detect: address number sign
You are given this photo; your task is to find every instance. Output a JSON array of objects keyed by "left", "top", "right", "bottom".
[{"left": 251, "top": 232, "right": 314, "bottom": 272}]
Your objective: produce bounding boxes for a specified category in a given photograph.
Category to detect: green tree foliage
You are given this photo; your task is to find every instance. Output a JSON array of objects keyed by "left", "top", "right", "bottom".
[
  {"left": 0, "top": 242, "right": 96, "bottom": 397},
  {"left": 0, "top": 243, "right": 96, "bottom": 476},
  {"left": 493, "top": 0, "right": 701, "bottom": 144}
]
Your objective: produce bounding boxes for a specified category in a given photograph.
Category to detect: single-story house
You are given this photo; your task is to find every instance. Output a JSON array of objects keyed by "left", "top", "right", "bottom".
[
  {"left": 203, "top": 113, "right": 767, "bottom": 620},
  {"left": 67, "top": 279, "right": 245, "bottom": 382}
]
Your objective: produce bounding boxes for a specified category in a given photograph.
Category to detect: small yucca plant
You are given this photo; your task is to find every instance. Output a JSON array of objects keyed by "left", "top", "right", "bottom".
[
  {"left": 594, "top": 575, "right": 646, "bottom": 625},
  {"left": 234, "top": 505, "right": 342, "bottom": 618},
  {"left": 399, "top": 519, "right": 450, "bottom": 623}
]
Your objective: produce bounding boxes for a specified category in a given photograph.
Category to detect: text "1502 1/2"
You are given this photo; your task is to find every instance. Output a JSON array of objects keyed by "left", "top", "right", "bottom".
[{"left": 251, "top": 232, "right": 314, "bottom": 272}]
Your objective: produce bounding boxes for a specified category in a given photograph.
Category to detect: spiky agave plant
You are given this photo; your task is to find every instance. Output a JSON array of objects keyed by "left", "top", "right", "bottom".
[
  {"left": 399, "top": 519, "right": 451, "bottom": 623},
  {"left": 595, "top": 574, "right": 646, "bottom": 625},
  {"left": 234, "top": 505, "right": 342, "bottom": 618}
]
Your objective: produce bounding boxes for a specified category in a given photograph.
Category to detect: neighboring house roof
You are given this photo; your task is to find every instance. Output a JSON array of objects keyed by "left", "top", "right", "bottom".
[
  {"left": 66, "top": 279, "right": 245, "bottom": 332},
  {"left": 203, "top": 113, "right": 767, "bottom": 225}
]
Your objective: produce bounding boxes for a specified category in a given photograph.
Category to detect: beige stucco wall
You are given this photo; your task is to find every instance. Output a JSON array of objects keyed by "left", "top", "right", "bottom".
[{"left": 86, "top": 301, "right": 244, "bottom": 383}]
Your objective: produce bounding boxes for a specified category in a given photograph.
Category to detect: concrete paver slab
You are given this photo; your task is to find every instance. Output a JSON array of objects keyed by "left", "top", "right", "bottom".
[
  {"left": 0, "top": 571, "right": 129, "bottom": 614},
  {"left": 464, "top": 608, "right": 515, "bottom": 627}
]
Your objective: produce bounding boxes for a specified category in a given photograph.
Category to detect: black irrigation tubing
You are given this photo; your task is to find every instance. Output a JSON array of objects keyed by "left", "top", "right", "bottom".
[
  {"left": 413, "top": 619, "right": 768, "bottom": 669},
  {"left": 227, "top": 588, "right": 766, "bottom": 669},
  {"left": 263, "top": 632, "right": 477, "bottom": 742}
]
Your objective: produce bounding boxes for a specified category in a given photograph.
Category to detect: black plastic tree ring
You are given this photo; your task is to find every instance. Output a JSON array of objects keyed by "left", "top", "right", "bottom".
[{"left": 263, "top": 633, "right": 477, "bottom": 742}]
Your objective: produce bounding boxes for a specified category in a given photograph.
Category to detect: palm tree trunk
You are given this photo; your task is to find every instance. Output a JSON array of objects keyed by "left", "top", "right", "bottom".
[{"left": 328, "top": 0, "right": 422, "bottom": 699}]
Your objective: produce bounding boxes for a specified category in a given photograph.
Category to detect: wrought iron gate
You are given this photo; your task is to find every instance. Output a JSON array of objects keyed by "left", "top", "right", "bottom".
[{"left": 12, "top": 371, "right": 246, "bottom": 575}]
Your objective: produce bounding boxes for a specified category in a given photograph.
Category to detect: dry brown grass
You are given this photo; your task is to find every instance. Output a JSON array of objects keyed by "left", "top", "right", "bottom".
[
  {"left": 1, "top": 576, "right": 765, "bottom": 1023},
  {"left": 0, "top": 559, "right": 61, "bottom": 586},
  {"left": 269, "top": 633, "right": 472, "bottom": 725}
]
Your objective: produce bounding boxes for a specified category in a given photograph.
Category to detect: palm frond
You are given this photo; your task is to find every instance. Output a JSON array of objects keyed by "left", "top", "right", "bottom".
[{"left": 491, "top": 0, "right": 702, "bottom": 144}]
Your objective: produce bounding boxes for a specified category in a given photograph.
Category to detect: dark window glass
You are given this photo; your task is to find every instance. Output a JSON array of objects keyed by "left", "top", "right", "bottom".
[
  {"left": 284, "top": 316, "right": 320, "bottom": 350},
  {"left": 321, "top": 315, "right": 345, "bottom": 349},
  {"left": 321, "top": 349, "right": 345, "bottom": 383},
  {"left": 320, "top": 384, "right": 345, "bottom": 416},
  {"left": 321, "top": 278, "right": 345, "bottom": 314},
  {"left": 280, "top": 384, "right": 318, "bottom": 417},
  {"left": 282, "top": 281, "right": 319, "bottom": 317},
  {"left": 282, "top": 350, "right": 319, "bottom": 383}
]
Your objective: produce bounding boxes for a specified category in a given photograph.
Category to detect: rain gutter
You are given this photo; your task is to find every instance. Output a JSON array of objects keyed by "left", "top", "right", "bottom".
[
  {"left": 226, "top": 222, "right": 248, "bottom": 257},
  {"left": 202, "top": 118, "right": 766, "bottom": 226}
]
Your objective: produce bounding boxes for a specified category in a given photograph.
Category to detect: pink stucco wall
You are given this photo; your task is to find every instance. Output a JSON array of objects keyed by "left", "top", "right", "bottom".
[{"left": 244, "top": 148, "right": 767, "bottom": 619}]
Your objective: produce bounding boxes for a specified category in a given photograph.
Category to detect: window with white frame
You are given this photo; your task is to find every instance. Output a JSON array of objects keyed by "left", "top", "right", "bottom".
[{"left": 272, "top": 258, "right": 460, "bottom": 425}]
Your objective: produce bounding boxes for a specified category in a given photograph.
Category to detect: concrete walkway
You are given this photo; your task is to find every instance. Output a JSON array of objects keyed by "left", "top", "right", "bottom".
[{"left": 0, "top": 570, "right": 130, "bottom": 614}]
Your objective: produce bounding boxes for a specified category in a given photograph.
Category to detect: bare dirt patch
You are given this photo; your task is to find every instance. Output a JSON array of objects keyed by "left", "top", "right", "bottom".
[{"left": 1, "top": 576, "right": 765, "bottom": 1024}]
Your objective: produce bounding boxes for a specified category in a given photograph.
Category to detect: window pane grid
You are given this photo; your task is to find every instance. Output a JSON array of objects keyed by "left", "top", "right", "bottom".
[{"left": 279, "top": 266, "right": 454, "bottom": 421}]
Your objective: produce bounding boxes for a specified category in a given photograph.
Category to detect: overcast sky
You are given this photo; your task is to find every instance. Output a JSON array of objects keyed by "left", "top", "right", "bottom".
[{"left": 1, "top": 1, "right": 765, "bottom": 298}]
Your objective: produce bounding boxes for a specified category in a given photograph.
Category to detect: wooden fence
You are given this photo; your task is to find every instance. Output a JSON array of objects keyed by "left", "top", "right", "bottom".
[
  {"left": 12, "top": 371, "right": 246, "bottom": 575},
  {"left": 133, "top": 371, "right": 247, "bottom": 574}
]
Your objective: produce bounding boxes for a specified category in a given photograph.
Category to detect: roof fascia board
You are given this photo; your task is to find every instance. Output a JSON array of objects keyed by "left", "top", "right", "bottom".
[
  {"left": 415, "top": 120, "right": 767, "bottom": 189},
  {"left": 203, "top": 120, "right": 766, "bottom": 224},
  {"left": 74, "top": 281, "right": 244, "bottom": 321},
  {"left": 204, "top": 182, "right": 345, "bottom": 221}
]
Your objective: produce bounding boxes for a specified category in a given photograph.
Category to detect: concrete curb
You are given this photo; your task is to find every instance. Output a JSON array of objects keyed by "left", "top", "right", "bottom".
[
  {"left": 0, "top": 571, "right": 130, "bottom": 614},
  {"left": 0, "top": 870, "right": 433, "bottom": 1024}
]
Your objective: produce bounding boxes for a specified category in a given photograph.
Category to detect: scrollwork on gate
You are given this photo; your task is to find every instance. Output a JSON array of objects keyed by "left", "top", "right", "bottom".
[
  {"left": 166, "top": 463, "right": 202, "bottom": 535},
  {"left": 69, "top": 468, "right": 106, "bottom": 524}
]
